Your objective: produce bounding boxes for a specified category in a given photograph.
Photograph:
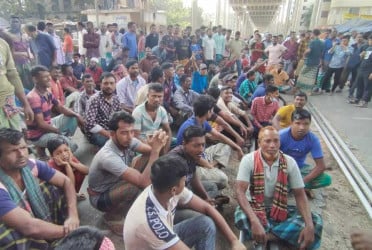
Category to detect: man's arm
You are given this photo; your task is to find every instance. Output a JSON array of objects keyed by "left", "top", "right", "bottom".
[
  {"left": 173, "top": 92, "right": 193, "bottom": 113},
  {"left": 161, "top": 122, "right": 172, "bottom": 153},
  {"left": 56, "top": 105, "right": 84, "bottom": 127},
  {"left": 190, "top": 174, "right": 209, "bottom": 201},
  {"left": 213, "top": 114, "right": 244, "bottom": 146},
  {"left": 120, "top": 130, "right": 167, "bottom": 188},
  {"left": 34, "top": 112, "right": 60, "bottom": 134},
  {"left": 209, "top": 128, "right": 244, "bottom": 159},
  {"left": 48, "top": 170, "right": 79, "bottom": 234},
  {"left": 183, "top": 195, "right": 246, "bottom": 250},
  {"left": 272, "top": 113, "right": 282, "bottom": 130},
  {"left": 235, "top": 180, "right": 266, "bottom": 244},
  {"left": 293, "top": 188, "right": 315, "bottom": 249},
  {"left": 303, "top": 158, "right": 326, "bottom": 184}
]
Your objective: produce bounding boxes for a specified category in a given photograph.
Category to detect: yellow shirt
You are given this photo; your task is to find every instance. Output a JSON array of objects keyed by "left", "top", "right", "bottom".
[
  {"left": 277, "top": 104, "right": 296, "bottom": 128},
  {"left": 270, "top": 69, "right": 289, "bottom": 87}
]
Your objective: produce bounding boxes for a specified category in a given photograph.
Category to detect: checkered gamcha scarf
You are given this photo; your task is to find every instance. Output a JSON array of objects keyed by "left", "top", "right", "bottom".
[{"left": 250, "top": 150, "right": 288, "bottom": 226}]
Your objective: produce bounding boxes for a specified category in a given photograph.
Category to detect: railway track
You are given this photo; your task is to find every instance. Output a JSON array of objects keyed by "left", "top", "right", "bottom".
[{"left": 308, "top": 102, "right": 372, "bottom": 218}]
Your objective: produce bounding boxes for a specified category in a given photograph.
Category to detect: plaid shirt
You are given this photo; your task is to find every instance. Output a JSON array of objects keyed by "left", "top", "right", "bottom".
[
  {"left": 251, "top": 96, "right": 279, "bottom": 128},
  {"left": 84, "top": 91, "right": 121, "bottom": 139},
  {"left": 297, "top": 39, "right": 310, "bottom": 60}
]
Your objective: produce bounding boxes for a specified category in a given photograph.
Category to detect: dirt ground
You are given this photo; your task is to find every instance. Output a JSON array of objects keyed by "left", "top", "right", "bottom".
[{"left": 214, "top": 125, "right": 372, "bottom": 250}]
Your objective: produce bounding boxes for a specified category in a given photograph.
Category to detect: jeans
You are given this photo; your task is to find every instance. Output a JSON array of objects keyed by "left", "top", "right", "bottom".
[
  {"left": 321, "top": 67, "right": 343, "bottom": 92},
  {"left": 90, "top": 133, "right": 109, "bottom": 148},
  {"left": 235, "top": 59, "right": 242, "bottom": 76},
  {"left": 355, "top": 71, "right": 372, "bottom": 103},
  {"left": 174, "top": 215, "right": 216, "bottom": 250}
]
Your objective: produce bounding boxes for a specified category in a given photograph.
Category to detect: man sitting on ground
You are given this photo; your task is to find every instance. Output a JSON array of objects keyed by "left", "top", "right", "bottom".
[
  {"left": 87, "top": 111, "right": 167, "bottom": 235},
  {"left": 75, "top": 74, "right": 97, "bottom": 120},
  {"left": 273, "top": 91, "right": 307, "bottom": 130},
  {"left": 172, "top": 74, "right": 200, "bottom": 118},
  {"left": 0, "top": 128, "right": 79, "bottom": 249},
  {"left": 124, "top": 154, "right": 246, "bottom": 250},
  {"left": 26, "top": 65, "right": 84, "bottom": 159},
  {"left": 84, "top": 72, "right": 121, "bottom": 147},
  {"left": 251, "top": 73, "right": 275, "bottom": 102},
  {"left": 269, "top": 62, "right": 294, "bottom": 93},
  {"left": 279, "top": 109, "right": 332, "bottom": 191},
  {"left": 132, "top": 83, "right": 173, "bottom": 153},
  {"left": 235, "top": 126, "right": 323, "bottom": 249}
]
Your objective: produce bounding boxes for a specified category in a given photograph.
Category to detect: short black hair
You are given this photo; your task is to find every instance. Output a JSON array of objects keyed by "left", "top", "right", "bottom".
[
  {"left": 108, "top": 111, "right": 135, "bottom": 131},
  {"left": 73, "top": 53, "right": 81, "bottom": 57},
  {"left": 37, "top": 21, "right": 46, "bottom": 31},
  {"left": 264, "top": 73, "right": 274, "bottom": 82},
  {"left": 50, "top": 65, "right": 61, "bottom": 71},
  {"left": 64, "top": 27, "right": 71, "bottom": 33},
  {"left": 46, "top": 137, "right": 68, "bottom": 156},
  {"left": 246, "top": 71, "right": 255, "bottom": 78},
  {"left": 25, "top": 25, "right": 36, "bottom": 32},
  {"left": 179, "top": 74, "right": 189, "bottom": 85},
  {"left": 82, "top": 73, "right": 93, "bottom": 82},
  {"left": 161, "top": 62, "right": 173, "bottom": 70},
  {"left": 61, "top": 64, "right": 72, "bottom": 75},
  {"left": 127, "top": 21, "right": 135, "bottom": 29},
  {"left": 125, "top": 60, "right": 138, "bottom": 69},
  {"left": 313, "top": 29, "right": 321, "bottom": 36},
  {"left": 265, "top": 85, "right": 278, "bottom": 95},
  {"left": 294, "top": 91, "right": 308, "bottom": 101},
  {"left": 183, "top": 126, "right": 206, "bottom": 143},
  {"left": 291, "top": 109, "right": 312, "bottom": 122},
  {"left": 100, "top": 72, "right": 116, "bottom": 83},
  {"left": 55, "top": 226, "right": 108, "bottom": 250},
  {"left": 151, "top": 155, "right": 188, "bottom": 193},
  {"left": 31, "top": 65, "right": 49, "bottom": 77},
  {"left": 148, "top": 82, "right": 164, "bottom": 93},
  {"left": 149, "top": 66, "right": 163, "bottom": 82},
  {"left": 207, "top": 87, "right": 220, "bottom": 100},
  {"left": 193, "top": 95, "right": 215, "bottom": 117},
  {"left": 0, "top": 128, "right": 24, "bottom": 156}
]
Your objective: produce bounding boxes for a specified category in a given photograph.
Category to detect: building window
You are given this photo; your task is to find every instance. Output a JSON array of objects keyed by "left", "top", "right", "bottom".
[
  {"left": 349, "top": 7, "right": 360, "bottom": 15},
  {"left": 321, "top": 10, "right": 329, "bottom": 18}
]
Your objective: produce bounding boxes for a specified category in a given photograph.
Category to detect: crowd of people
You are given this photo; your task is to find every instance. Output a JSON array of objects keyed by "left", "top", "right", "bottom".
[{"left": 0, "top": 15, "right": 371, "bottom": 249}]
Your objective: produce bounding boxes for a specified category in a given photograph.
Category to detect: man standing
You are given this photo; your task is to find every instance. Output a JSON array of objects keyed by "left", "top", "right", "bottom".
[
  {"left": 145, "top": 24, "right": 159, "bottom": 49},
  {"left": 117, "top": 60, "right": 146, "bottom": 113},
  {"left": 264, "top": 35, "right": 287, "bottom": 72},
  {"left": 97, "top": 23, "right": 110, "bottom": 70},
  {"left": 162, "top": 25, "right": 176, "bottom": 62},
  {"left": 227, "top": 31, "right": 245, "bottom": 75},
  {"left": 280, "top": 109, "right": 332, "bottom": 190},
  {"left": 282, "top": 31, "right": 299, "bottom": 77},
  {"left": 0, "top": 37, "right": 34, "bottom": 130},
  {"left": 213, "top": 25, "right": 226, "bottom": 65},
  {"left": 132, "top": 83, "right": 173, "bottom": 153},
  {"left": 124, "top": 154, "right": 246, "bottom": 250},
  {"left": 273, "top": 91, "right": 307, "bottom": 130},
  {"left": 77, "top": 22, "right": 87, "bottom": 64},
  {"left": 88, "top": 111, "right": 167, "bottom": 235},
  {"left": 122, "top": 22, "right": 138, "bottom": 60},
  {"left": 203, "top": 28, "right": 216, "bottom": 67},
  {"left": 46, "top": 22, "right": 64, "bottom": 65},
  {"left": 235, "top": 126, "right": 322, "bottom": 249},
  {"left": 83, "top": 21, "right": 100, "bottom": 60},
  {"left": 25, "top": 25, "right": 57, "bottom": 68},
  {"left": 84, "top": 72, "right": 121, "bottom": 147},
  {"left": 0, "top": 128, "right": 80, "bottom": 249}
]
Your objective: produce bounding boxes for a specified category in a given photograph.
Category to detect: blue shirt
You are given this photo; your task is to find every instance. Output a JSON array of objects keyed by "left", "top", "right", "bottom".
[
  {"left": 190, "top": 44, "right": 202, "bottom": 60},
  {"left": 236, "top": 73, "right": 246, "bottom": 91},
  {"left": 329, "top": 45, "right": 352, "bottom": 68},
  {"left": 191, "top": 71, "right": 208, "bottom": 94},
  {"left": 30, "top": 32, "right": 56, "bottom": 68},
  {"left": 279, "top": 127, "right": 323, "bottom": 168},
  {"left": 176, "top": 116, "right": 212, "bottom": 145},
  {"left": 323, "top": 38, "right": 340, "bottom": 62},
  {"left": 251, "top": 83, "right": 266, "bottom": 101},
  {"left": 122, "top": 32, "right": 137, "bottom": 58}
]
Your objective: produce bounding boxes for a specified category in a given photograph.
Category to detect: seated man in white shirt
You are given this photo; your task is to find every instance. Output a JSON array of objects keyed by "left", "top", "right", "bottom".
[{"left": 124, "top": 154, "right": 246, "bottom": 250}]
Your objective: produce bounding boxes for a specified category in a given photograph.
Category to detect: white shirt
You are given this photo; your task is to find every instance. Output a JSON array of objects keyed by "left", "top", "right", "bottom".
[{"left": 202, "top": 37, "right": 216, "bottom": 60}]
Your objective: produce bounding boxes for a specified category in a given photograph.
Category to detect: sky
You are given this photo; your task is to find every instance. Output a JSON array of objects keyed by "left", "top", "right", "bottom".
[{"left": 183, "top": 0, "right": 218, "bottom": 15}]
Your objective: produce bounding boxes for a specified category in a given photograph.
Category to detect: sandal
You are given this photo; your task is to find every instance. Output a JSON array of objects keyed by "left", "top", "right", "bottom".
[{"left": 103, "top": 217, "right": 124, "bottom": 236}]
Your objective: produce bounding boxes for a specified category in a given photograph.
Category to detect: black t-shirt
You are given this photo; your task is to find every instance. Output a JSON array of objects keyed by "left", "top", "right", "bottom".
[
  {"left": 360, "top": 46, "right": 372, "bottom": 73},
  {"left": 161, "top": 35, "right": 176, "bottom": 61},
  {"left": 176, "top": 38, "right": 191, "bottom": 60}
]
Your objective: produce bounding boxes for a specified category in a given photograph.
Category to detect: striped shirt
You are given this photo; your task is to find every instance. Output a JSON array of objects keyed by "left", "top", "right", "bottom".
[
  {"left": 251, "top": 96, "right": 279, "bottom": 127},
  {"left": 26, "top": 89, "right": 59, "bottom": 140}
]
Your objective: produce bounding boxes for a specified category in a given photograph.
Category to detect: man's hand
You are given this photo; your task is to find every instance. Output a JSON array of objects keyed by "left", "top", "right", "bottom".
[
  {"left": 368, "top": 73, "right": 372, "bottom": 81},
  {"left": 53, "top": 155, "right": 69, "bottom": 167},
  {"left": 63, "top": 215, "right": 79, "bottom": 235},
  {"left": 246, "top": 126, "right": 254, "bottom": 136},
  {"left": 251, "top": 219, "right": 266, "bottom": 245},
  {"left": 351, "top": 230, "right": 372, "bottom": 250},
  {"left": 23, "top": 104, "right": 34, "bottom": 122},
  {"left": 236, "top": 147, "right": 244, "bottom": 160},
  {"left": 239, "top": 125, "right": 248, "bottom": 138},
  {"left": 231, "top": 239, "right": 247, "bottom": 250},
  {"left": 298, "top": 224, "right": 314, "bottom": 250},
  {"left": 76, "top": 115, "right": 85, "bottom": 128},
  {"left": 147, "top": 129, "right": 168, "bottom": 152},
  {"left": 236, "top": 136, "right": 245, "bottom": 147}
]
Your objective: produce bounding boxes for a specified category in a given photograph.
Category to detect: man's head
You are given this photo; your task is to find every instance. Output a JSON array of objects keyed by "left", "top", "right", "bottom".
[
  {"left": 356, "top": 33, "right": 364, "bottom": 44},
  {"left": 263, "top": 74, "right": 274, "bottom": 85},
  {"left": 207, "top": 87, "right": 220, "bottom": 100},
  {"left": 182, "top": 126, "right": 206, "bottom": 162},
  {"left": 180, "top": 74, "right": 192, "bottom": 91},
  {"left": 150, "top": 24, "right": 157, "bottom": 33},
  {"left": 86, "top": 21, "right": 94, "bottom": 32},
  {"left": 100, "top": 72, "right": 116, "bottom": 96},
  {"left": 293, "top": 91, "right": 307, "bottom": 109},
  {"left": 10, "top": 15, "right": 21, "bottom": 33},
  {"left": 235, "top": 31, "right": 241, "bottom": 40},
  {"left": 127, "top": 22, "right": 136, "bottom": 32},
  {"left": 61, "top": 64, "right": 73, "bottom": 76},
  {"left": 272, "top": 35, "right": 278, "bottom": 45},
  {"left": 207, "top": 28, "right": 213, "bottom": 38},
  {"left": 25, "top": 25, "right": 37, "bottom": 38},
  {"left": 175, "top": 65, "right": 185, "bottom": 76},
  {"left": 37, "top": 21, "right": 46, "bottom": 32},
  {"left": 265, "top": 85, "right": 279, "bottom": 103},
  {"left": 290, "top": 31, "right": 296, "bottom": 40},
  {"left": 77, "top": 21, "right": 85, "bottom": 31},
  {"left": 246, "top": 70, "right": 256, "bottom": 81},
  {"left": 89, "top": 57, "right": 99, "bottom": 68},
  {"left": 161, "top": 62, "right": 174, "bottom": 79},
  {"left": 258, "top": 126, "right": 280, "bottom": 159},
  {"left": 31, "top": 65, "right": 50, "bottom": 88},
  {"left": 341, "top": 35, "right": 350, "bottom": 46},
  {"left": 82, "top": 74, "right": 95, "bottom": 93},
  {"left": 193, "top": 95, "right": 215, "bottom": 119},
  {"left": 291, "top": 109, "right": 312, "bottom": 139},
  {"left": 312, "top": 29, "right": 321, "bottom": 37},
  {"left": 151, "top": 154, "right": 188, "bottom": 194},
  {"left": 147, "top": 83, "right": 164, "bottom": 108},
  {"left": 50, "top": 65, "right": 61, "bottom": 81},
  {"left": 46, "top": 22, "right": 54, "bottom": 34},
  {"left": 167, "top": 25, "right": 173, "bottom": 35},
  {"left": 0, "top": 128, "right": 29, "bottom": 171},
  {"left": 108, "top": 111, "right": 135, "bottom": 148},
  {"left": 199, "top": 63, "right": 208, "bottom": 75},
  {"left": 73, "top": 53, "right": 81, "bottom": 63},
  {"left": 126, "top": 60, "right": 139, "bottom": 78},
  {"left": 223, "top": 74, "right": 238, "bottom": 89},
  {"left": 265, "top": 33, "right": 272, "bottom": 41},
  {"left": 220, "top": 86, "right": 233, "bottom": 103},
  {"left": 149, "top": 66, "right": 164, "bottom": 84}
]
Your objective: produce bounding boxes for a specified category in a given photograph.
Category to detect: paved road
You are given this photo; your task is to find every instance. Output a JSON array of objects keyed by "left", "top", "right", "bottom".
[{"left": 307, "top": 91, "right": 372, "bottom": 176}]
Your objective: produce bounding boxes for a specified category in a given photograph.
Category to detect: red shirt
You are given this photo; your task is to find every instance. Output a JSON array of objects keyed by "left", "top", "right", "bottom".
[
  {"left": 60, "top": 75, "right": 80, "bottom": 92},
  {"left": 251, "top": 96, "right": 279, "bottom": 127},
  {"left": 49, "top": 78, "right": 65, "bottom": 106},
  {"left": 86, "top": 67, "right": 103, "bottom": 87}
]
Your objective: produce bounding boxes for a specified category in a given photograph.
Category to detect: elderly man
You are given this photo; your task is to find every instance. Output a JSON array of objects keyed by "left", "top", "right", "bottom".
[
  {"left": 279, "top": 109, "right": 332, "bottom": 191},
  {"left": 0, "top": 128, "right": 79, "bottom": 249},
  {"left": 235, "top": 126, "right": 323, "bottom": 250},
  {"left": 273, "top": 91, "right": 307, "bottom": 130}
]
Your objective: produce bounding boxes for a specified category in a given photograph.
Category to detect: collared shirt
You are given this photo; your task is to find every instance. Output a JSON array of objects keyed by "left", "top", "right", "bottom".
[
  {"left": 213, "top": 33, "right": 226, "bottom": 55},
  {"left": 251, "top": 96, "right": 279, "bottom": 127},
  {"left": 202, "top": 37, "right": 216, "bottom": 60},
  {"left": 84, "top": 91, "right": 121, "bottom": 138},
  {"left": 145, "top": 33, "right": 159, "bottom": 49},
  {"left": 329, "top": 45, "right": 352, "bottom": 68},
  {"left": 132, "top": 101, "right": 168, "bottom": 140},
  {"left": 228, "top": 39, "right": 245, "bottom": 58},
  {"left": 117, "top": 75, "right": 146, "bottom": 109},
  {"left": 59, "top": 75, "right": 80, "bottom": 92},
  {"left": 71, "top": 62, "right": 85, "bottom": 80},
  {"left": 264, "top": 44, "right": 287, "bottom": 66},
  {"left": 26, "top": 89, "right": 59, "bottom": 140},
  {"left": 88, "top": 138, "right": 140, "bottom": 193},
  {"left": 75, "top": 89, "right": 97, "bottom": 118},
  {"left": 122, "top": 31, "right": 138, "bottom": 58},
  {"left": 49, "top": 78, "right": 65, "bottom": 106},
  {"left": 282, "top": 40, "right": 299, "bottom": 61},
  {"left": 30, "top": 32, "right": 56, "bottom": 68},
  {"left": 83, "top": 32, "right": 100, "bottom": 58},
  {"left": 172, "top": 88, "right": 200, "bottom": 113}
]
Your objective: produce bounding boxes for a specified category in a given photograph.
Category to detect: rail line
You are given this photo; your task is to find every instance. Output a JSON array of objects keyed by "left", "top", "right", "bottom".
[{"left": 307, "top": 102, "right": 372, "bottom": 218}]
